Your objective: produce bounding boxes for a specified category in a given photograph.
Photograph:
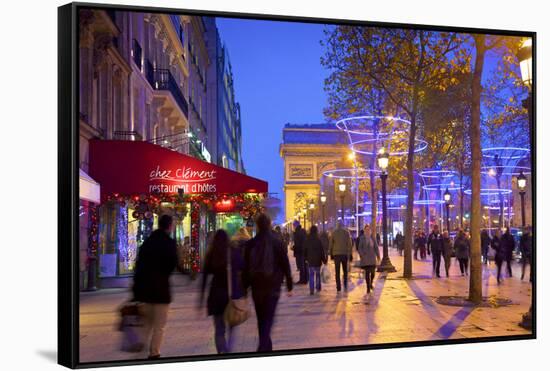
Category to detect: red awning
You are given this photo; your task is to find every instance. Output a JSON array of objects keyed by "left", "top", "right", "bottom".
[{"left": 89, "top": 140, "right": 267, "bottom": 201}]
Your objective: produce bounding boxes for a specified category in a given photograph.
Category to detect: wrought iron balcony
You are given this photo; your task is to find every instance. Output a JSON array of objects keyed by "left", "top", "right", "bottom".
[{"left": 144, "top": 61, "right": 189, "bottom": 118}]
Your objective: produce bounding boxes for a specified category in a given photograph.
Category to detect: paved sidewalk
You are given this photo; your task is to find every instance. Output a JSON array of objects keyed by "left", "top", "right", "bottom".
[{"left": 79, "top": 248, "right": 532, "bottom": 363}]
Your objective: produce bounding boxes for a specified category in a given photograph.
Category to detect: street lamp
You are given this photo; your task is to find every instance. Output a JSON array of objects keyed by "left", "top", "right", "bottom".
[
  {"left": 377, "top": 148, "right": 395, "bottom": 272},
  {"left": 444, "top": 188, "right": 451, "bottom": 232},
  {"left": 518, "top": 38, "right": 532, "bottom": 89},
  {"left": 338, "top": 178, "right": 346, "bottom": 225},
  {"left": 320, "top": 192, "right": 327, "bottom": 232},
  {"left": 517, "top": 171, "right": 527, "bottom": 227},
  {"left": 309, "top": 200, "right": 315, "bottom": 227}
]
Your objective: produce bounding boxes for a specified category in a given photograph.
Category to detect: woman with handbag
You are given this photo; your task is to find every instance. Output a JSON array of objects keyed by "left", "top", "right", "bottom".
[{"left": 199, "top": 229, "right": 246, "bottom": 354}]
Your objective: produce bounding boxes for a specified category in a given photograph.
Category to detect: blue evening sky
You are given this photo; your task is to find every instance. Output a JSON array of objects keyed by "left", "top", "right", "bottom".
[
  {"left": 215, "top": 18, "right": 522, "bottom": 224},
  {"left": 216, "top": 18, "right": 329, "bottom": 223}
]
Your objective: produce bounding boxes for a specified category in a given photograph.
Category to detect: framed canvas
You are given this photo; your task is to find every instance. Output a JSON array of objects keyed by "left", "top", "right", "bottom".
[{"left": 58, "top": 2, "right": 536, "bottom": 368}]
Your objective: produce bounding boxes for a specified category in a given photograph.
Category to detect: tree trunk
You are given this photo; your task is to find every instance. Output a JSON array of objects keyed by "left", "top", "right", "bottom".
[
  {"left": 469, "top": 35, "right": 485, "bottom": 304},
  {"left": 403, "top": 115, "right": 416, "bottom": 278}
]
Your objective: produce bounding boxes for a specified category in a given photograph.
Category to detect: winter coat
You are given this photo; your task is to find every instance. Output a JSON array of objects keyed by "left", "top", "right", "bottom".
[
  {"left": 132, "top": 229, "right": 178, "bottom": 304},
  {"left": 454, "top": 236, "right": 470, "bottom": 259},
  {"left": 293, "top": 228, "right": 307, "bottom": 256},
  {"left": 428, "top": 231, "right": 444, "bottom": 255},
  {"left": 201, "top": 244, "right": 245, "bottom": 316},
  {"left": 481, "top": 232, "right": 491, "bottom": 253},
  {"left": 243, "top": 231, "right": 293, "bottom": 293},
  {"left": 520, "top": 233, "right": 532, "bottom": 259},
  {"left": 304, "top": 235, "right": 327, "bottom": 267},
  {"left": 442, "top": 237, "right": 453, "bottom": 259},
  {"left": 357, "top": 234, "right": 380, "bottom": 267},
  {"left": 502, "top": 233, "right": 516, "bottom": 260},
  {"left": 329, "top": 227, "right": 353, "bottom": 257},
  {"left": 491, "top": 236, "right": 506, "bottom": 261}
]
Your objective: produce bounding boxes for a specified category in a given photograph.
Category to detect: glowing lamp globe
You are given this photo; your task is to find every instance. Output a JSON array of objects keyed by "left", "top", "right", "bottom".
[
  {"left": 517, "top": 171, "right": 527, "bottom": 191},
  {"left": 377, "top": 148, "right": 389, "bottom": 171}
]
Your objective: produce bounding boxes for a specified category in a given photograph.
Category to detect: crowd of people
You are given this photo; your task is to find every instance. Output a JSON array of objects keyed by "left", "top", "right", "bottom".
[{"left": 128, "top": 213, "right": 532, "bottom": 358}]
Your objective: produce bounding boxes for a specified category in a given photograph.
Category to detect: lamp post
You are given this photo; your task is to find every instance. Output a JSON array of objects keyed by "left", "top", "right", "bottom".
[
  {"left": 517, "top": 171, "right": 527, "bottom": 227},
  {"left": 444, "top": 188, "right": 451, "bottom": 232},
  {"left": 377, "top": 148, "right": 395, "bottom": 272},
  {"left": 338, "top": 178, "right": 346, "bottom": 225},
  {"left": 320, "top": 192, "right": 327, "bottom": 232},
  {"left": 309, "top": 200, "right": 315, "bottom": 228}
]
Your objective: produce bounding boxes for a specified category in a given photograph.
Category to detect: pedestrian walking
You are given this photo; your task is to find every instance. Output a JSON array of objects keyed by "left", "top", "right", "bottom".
[
  {"left": 355, "top": 229, "right": 364, "bottom": 251},
  {"left": 293, "top": 224, "right": 307, "bottom": 284},
  {"left": 413, "top": 230, "right": 420, "bottom": 260},
  {"left": 329, "top": 222, "right": 353, "bottom": 293},
  {"left": 418, "top": 231, "right": 428, "bottom": 260},
  {"left": 502, "top": 228, "right": 515, "bottom": 277},
  {"left": 428, "top": 225, "right": 443, "bottom": 278},
  {"left": 320, "top": 230, "right": 330, "bottom": 258},
  {"left": 199, "top": 229, "right": 246, "bottom": 354},
  {"left": 454, "top": 229, "right": 470, "bottom": 276},
  {"left": 304, "top": 225, "right": 328, "bottom": 295},
  {"left": 481, "top": 229, "right": 491, "bottom": 264},
  {"left": 520, "top": 226, "right": 532, "bottom": 282},
  {"left": 442, "top": 230, "right": 453, "bottom": 278},
  {"left": 243, "top": 213, "right": 293, "bottom": 352},
  {"left": 396, "top": 231, "right": 405, "bottom": 256},
  {"left": 132, "top": 215, "right": 178, "bottom": 359},
  {"left": 491, "top": 229, "right": 505, "bottom": 284},
  {"left": 357, "top": 224, "right": 380, "bottom": 295}
]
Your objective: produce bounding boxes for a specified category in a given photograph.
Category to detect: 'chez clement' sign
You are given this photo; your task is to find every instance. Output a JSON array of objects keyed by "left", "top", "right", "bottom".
[{"left": 89, "top": 140, "right": 267, "bottom": 201}]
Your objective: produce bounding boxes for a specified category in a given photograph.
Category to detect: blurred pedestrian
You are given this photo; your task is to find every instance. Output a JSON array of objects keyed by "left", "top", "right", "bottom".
[
  {"left": 355, "top": 229, "right": 364, "bottom": 251},
  {"left": 357, "top": 224, "right": 380, "bottom": 295},
  {"left": 243, "top": 213, "right": 293, "bottom": 352},
  {"left": 454, "top": 229, "right": 470, "bottom": 276},
  {"left": 442, "top": 230, "right": 453, "bottom": 278},
  {"left": 481, "top": 229, "right": 491, "bottom": 264},
  {"left": 491, "top": 229, "right": 505, "bottom": 284},
  {"left": 418, "top": 231, "right": 427, "bottom": 260},
  {"left": 396, "top": 231, "right": 405, "bottom": 256},
  {"left": 273, "top": 225, "right": 283, "bottom": 241},
  {"left": 132, "top": 215, "right": 178, "bottom": 359},
  {"left": 502, "top": 228, "right": 515, "bottom": 277},
  {"left": 320, "top": 230, "right": 330, "bottom": 258},
  {"left": 428, "top": 225, "right": 443, "bottom": 278},
  {"left": 199, "top": 229, "right": 245, "bottom": 354},
  {"left": 520, "top": 226, "right": 532, "bottom": 282},
  {"left": 329, "top": 222, "right": 353, "bottom": 293},
  {"left": 304, "top": 225, "right": 327, "bottom": 295},
  {"left": 293, "top": 224, "right": 307, "bottom": 284},
  {"left": 413, "top": 230, "right": 420, "bottom": 260}
]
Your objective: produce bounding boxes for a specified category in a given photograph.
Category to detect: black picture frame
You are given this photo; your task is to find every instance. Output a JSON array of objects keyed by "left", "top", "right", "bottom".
[{"left": 58, "top": 2, "right": 536, "bottom": 369}]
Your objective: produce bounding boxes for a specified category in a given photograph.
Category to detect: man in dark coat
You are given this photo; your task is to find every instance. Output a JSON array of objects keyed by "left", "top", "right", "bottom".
[
  {"left": 293, "top": 224, "right": 308, "bottom": 284},
  {"left": 243, "top": 213, "right": 293, "bottom": 352},
  {"left": 520, "top": 226, "right": 532, "bottom": 282},
  {"left": 502, "top": 228, "right": 515, "bottom": 277},
  {"left": 132, "top": 215, "right": 178, "bottom": 359},
  {"left": 428, "top": 225, "right": 443, "bottom": 278}
]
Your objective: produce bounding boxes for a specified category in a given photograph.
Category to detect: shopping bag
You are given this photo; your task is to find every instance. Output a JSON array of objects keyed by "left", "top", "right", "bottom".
[
  {"left": 118, "top": 302, "right": 144, "bottom": 353},
  {"left": 321, "top": 265, "right": 331, "bottom": 283}
]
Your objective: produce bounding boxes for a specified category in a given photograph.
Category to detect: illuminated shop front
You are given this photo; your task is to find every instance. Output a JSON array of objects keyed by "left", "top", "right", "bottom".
[{"left": 89, "top": 140, "right": 267, "bottom": 281}]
